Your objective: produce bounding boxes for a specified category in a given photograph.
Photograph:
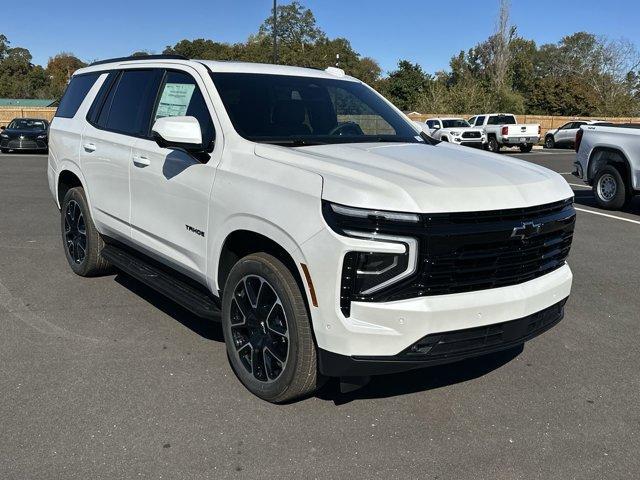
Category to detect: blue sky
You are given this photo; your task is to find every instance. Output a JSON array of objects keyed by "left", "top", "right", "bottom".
[{"left": 2, "top": 0, "right": 639, "bottom": 74}]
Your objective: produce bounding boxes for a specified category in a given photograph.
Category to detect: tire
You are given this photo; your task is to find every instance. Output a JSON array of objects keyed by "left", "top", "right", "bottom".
[
  {"left": 519, "top": 144, "right": 533, "bottom": 153},
  {"left": 593, "top": 165, "right": 631, "bottom": 210},
  {"left": 221, "top": 252, "right": 322, "bottom": 403},
  {"left": 60, "top": 187, "right": 112, "bottom": 276},
  {"left": 544, "top": 135, "right": 555, "bottom": 149},
  {"left": 488, "top": 136, "right": 500, "bottom": 153}
]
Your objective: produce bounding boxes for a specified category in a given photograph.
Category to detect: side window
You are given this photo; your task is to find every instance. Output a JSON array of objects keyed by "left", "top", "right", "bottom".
[
  {"left": 153, "top": 70, "right": 215, "bottom": 148},
  {"left": 96, "top": 69, "right": 162, "bottom": 136},
  {"left": 468, "top": 116, "right": 476, "bottom": 126},
  {"left": 487, "top": 116, "right": 499, "bottom": 125},
  {"left": 86, "top": 72, "right": 118, "bottom": 124},
  {"left": 426, "top": 120, "right": 436, "bottom": 128},
  {"left": 560, "top": 122, "right": 572, "bottom": 130},
  {"left": 55, "top": 73, "right": 100, "bottom": 118},
  {"left": 475, "top": 116, "right": 485, "bottom": 126}
]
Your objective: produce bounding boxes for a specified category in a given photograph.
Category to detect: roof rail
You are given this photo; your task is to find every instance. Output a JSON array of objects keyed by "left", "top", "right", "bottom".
[{"left": 89, "top": 54, "right": 188, "bottom": 66}]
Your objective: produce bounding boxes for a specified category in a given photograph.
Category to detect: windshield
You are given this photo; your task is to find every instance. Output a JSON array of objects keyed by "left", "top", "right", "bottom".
[
  {"left": 8, "top": 119, "right": 47, "bottom": 130},
  {"left": 210, "top": 73, "right": 423, "bottom": 146},
  {"left": 442, "top": 119, "right": 470, "bottom": 128}
]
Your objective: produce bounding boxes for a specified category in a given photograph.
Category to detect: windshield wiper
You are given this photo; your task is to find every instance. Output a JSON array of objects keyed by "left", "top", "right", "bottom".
[{"left": 255, "top": 138, "right": 328, "bottom": 147}]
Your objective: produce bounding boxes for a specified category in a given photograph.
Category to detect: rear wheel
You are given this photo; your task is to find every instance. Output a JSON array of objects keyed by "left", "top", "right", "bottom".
[
  {"left": 544, "top": 135, "right": 555, "bottom": 149},
  {"left": 488, "top": 137, "right": 500, "bottom": 153},
  {"left": 593, "top": 165, "right": 631, "bottom": 210},
  {"left": 221, "top": 252, "right": 322, "bottom": 403},
  {"left": 60, "top": 187, "right": 112, "bottom": 276}
]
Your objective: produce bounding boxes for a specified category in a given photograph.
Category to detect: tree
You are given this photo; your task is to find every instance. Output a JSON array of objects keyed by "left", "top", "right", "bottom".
[
  {"left": 258, "top": 0, "right": 325, "bottom": 56},
  {"left": 382, "top": 60, "right": 431, "bottom": 111},
  {"left": 45, "top": 53, "right": 86, "bottom": 99}
]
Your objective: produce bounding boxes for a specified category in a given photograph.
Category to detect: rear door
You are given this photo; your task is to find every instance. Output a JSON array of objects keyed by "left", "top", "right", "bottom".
[
  {"left": 554, "top": 122, "right": 575, "bottom": 145},
  {"left": 80, "top": 68, "right": 162, "bottom": 240},
  {"left": 129, "top": 67, "right": 218, "bottom": 282}
]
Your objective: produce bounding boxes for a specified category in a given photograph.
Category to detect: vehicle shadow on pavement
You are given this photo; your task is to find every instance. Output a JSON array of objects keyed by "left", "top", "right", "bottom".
[
  {"left": 316, "top": 346, "right": 523, "bottom": 405},
  {"left": 572, "top": 189, "right": 640, "bottom": 217},
  {"left": 114, "top": 273, "right": 224, "bottom": 342}
]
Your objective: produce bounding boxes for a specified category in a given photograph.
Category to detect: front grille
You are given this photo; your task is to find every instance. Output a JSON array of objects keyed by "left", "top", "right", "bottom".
[
  {"left": 346, "top": 199, "right": 575, "bottom": 303},
  {"left": 7, "top": 138, "right": 40, "bottom": 149},
  {"left": 372, "top": 299, "right": 566, "bottom": 362},
  {"left": 462, "top": 131, "right": 481, "bottom": 139}
]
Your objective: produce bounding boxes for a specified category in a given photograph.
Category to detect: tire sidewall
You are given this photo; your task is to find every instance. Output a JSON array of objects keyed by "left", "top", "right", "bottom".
[
  {"left": 221, "top": 254, "right": 307, "bottom": 402},
  {"left": 594, "top": 166, "right": 627, "bottom": 210},
  {"left": 488, "top": 137, "right": 499, "bottom": 152}
]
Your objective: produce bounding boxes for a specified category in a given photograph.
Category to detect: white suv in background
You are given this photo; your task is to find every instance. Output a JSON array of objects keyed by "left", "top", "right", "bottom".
[
  {"left": 544, "top": 120, "right": 604, "bottom": 149},
  {"left": 48, "top": 55, "right": 576, "bottom": 402}
]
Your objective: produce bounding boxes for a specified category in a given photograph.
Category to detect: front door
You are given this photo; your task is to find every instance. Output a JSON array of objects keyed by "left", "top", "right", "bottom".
[{"left": 130, "top": 68, "right": 218, "bottom": 282}]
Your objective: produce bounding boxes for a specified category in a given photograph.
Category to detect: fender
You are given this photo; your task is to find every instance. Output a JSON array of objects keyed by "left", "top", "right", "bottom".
[
  {"left": 208, "top": 214, "right": 320, "bottom": 293},
  {"left": 587, "top": 146, "right": 634, "bottom": 189}
]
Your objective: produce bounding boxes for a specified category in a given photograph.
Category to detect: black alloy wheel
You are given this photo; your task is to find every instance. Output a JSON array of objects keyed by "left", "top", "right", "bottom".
[
  {"left": 229, "top": 274, "right": 290, "bottom": 383},
  {"left": 64, "top": 200, "right": 87, "bottom": 265}
]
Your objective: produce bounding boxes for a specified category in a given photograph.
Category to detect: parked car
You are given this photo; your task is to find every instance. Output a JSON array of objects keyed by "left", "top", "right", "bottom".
[
  {"left": 419, "top": 117, "right": 485, "bottom": 148},
  {"left": 48, "top": 55, "right": 575, "bottom": 402},
  {"left": 574, "top": 122, "right": 640, "bottom": 209},
  {"left": 0, "top": 118, "right": 49, "bottom": 153},
  {"left": 544, "top": 120, "right": 604, "bottom": 149},
  {"left": 469, "top": 113, "right": 540, "bottom": 153}
]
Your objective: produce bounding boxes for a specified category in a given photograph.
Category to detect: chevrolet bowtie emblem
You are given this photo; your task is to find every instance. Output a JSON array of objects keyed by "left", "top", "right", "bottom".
[{"left": 511, "top": 221, "right": 542, "bottom": 240}]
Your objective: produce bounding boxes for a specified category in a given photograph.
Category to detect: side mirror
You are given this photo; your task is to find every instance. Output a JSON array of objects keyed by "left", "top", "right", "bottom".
[{"left": 151, "top": 116, "right": 203, "bottom": 151}]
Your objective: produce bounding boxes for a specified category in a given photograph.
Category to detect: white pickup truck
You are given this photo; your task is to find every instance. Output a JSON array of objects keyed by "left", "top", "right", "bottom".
[
  {"left": 469, "top": 113, "right": 540, "bottom": 153},
  {"left": 574, "top": 122, "right": 640, "bottom": 209}
]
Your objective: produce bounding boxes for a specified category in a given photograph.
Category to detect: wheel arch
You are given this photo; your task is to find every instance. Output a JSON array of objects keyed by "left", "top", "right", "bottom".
[
  {"left": 587, "top": 147, "right": 633, "bottom": 189},
  {"left": 213, "top": 224, "right": 315, "bottom": 313}
]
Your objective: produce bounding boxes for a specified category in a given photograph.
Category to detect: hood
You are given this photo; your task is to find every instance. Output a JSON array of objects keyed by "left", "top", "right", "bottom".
[{"left": 254, "top": 141, "right": 573, "bottom": 213}]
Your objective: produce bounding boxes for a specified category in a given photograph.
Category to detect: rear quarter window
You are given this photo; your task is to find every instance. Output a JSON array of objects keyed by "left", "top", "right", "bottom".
[{"left": 55, "top": 73, "right": 101, "bottom": 119}]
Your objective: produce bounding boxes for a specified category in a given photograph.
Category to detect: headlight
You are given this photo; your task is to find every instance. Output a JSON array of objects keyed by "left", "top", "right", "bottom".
[
  {"left": 450, "top": 131, "right": 460, "bottom": 136},
  {"left": 322, "top": 201, "right": 420, "bottom": 316},
  {"left": 0, "top": 133, "right": 8, "bottom": 138},
  {"left": 37, "top": 134, "right": 47, "bottom": 139}
]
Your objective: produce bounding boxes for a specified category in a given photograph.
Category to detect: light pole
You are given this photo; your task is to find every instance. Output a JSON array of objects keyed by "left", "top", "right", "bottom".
[{"left": 272, "top": 0, "right": 278, "bottom": 64}]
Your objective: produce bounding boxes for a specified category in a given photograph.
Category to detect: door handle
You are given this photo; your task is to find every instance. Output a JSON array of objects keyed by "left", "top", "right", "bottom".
[
  {"left": 83, "top": 143, "right": 96, "bottom": 153},
  {"left": 133, "top": 155, "right": 150, "bottom": 167}
]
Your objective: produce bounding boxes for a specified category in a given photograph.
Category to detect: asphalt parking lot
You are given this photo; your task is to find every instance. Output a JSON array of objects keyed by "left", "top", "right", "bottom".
[{"left": 1, "top": 150, "right": 639, "bottom": 480}]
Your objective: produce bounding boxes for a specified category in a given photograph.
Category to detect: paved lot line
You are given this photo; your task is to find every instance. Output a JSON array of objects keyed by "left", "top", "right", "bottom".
[{"left": 574, "top": 207, "right": 640, "bottom": 225}]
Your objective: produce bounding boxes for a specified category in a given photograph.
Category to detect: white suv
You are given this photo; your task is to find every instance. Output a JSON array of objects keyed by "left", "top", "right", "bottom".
[{"left": 48, "top": 55, "right": 576, "bottom": 402}]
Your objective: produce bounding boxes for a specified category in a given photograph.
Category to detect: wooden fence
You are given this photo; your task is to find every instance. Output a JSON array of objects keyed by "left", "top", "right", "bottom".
[
  {"left": 0, "top": 107, "right": 57, "bottom": 127},
  {"left": 407, "top": 113, "right": 640, "bottom": 140}
]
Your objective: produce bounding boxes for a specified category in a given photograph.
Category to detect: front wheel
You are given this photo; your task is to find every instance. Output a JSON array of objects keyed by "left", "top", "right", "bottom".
[
  {"left": 544, "top": 136, "right": 555, "bottom": 149},
  {"left": 593, "top": 166, "right": 631, "bottom": 210},
  {"left": 221, "top": 253, "right": 322, "bottom": 403},
  {"left": 60, "top": 187, "right": 112, "bottom": 276},
  {"left": 488, "top": 137, "right": 500, "bottom": 153}
]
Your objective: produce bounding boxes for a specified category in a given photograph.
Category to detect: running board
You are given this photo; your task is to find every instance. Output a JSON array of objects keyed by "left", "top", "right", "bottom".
[{"left": 102, "top": 244, "right": 220, "bottom": 318}]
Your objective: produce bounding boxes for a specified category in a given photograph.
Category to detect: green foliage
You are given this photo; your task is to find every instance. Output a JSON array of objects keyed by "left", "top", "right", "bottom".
[{"left": 1, "top": 2, "right": 639, "bottom": 117}]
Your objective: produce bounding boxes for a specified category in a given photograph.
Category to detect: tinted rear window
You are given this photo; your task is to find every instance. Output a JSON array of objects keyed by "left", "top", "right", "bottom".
[
  {"left": 55, "top": 73, "right": 100, "bottom": 118},
  {"left": 487, "top": 115, "right": 516, "bottom": 125},
  {"left": 96, "top": 69, "right": 162, "bottom": 136}
]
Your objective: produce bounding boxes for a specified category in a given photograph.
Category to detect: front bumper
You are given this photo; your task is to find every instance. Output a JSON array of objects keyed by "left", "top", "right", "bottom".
[
  {"left": 302, "top": 226, "right": 573, "bottom": 360},
  {"left": 319, "top": 298, "right": 566, "bottom": 376},
  {"left": 0, "top": 137, "right": 48, "bottom": 150}
]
